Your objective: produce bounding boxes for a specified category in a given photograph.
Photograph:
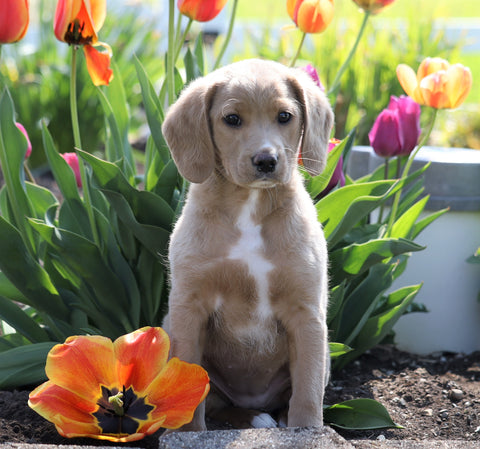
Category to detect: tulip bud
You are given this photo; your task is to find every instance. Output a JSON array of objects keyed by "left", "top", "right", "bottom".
[
  {"left": 61, "top": 152, "right": 82, "bottom": 187},
  {"left": 322, "top": 138, "right": 345, "bottom": 196},
  {"left": 302, "top": 64, "right": 326, "bottom": 92},
  {"left": 0, "top": 0, "right": 29, "bottom": 43},
  {"left": 15, "top": 123, "right": 32, "bottom": 159}
]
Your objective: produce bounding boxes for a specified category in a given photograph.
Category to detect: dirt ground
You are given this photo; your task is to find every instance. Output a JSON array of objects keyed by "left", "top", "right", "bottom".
[{"left": 0, "top": 345, "right": 479, "bottom": 448}]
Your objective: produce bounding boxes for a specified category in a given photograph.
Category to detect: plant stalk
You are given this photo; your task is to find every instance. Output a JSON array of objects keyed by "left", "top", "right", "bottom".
[
  {"left": 327, "top": 11, "right": 371, "bottom": 96},
  {"left": 386, "top": 108, "right": 438, "bottom": 236},
  {"left": 70, "top": 46, "right": 99, "bottom": 245},
  {"left": 213, "top": 0, "right": 239, "bottom": 70},
  {"left": 289, "top": 32, "right": 306, "bottom": 68},
  {"left": 167, "top": 0, "right": 176, "bottom": 106}
]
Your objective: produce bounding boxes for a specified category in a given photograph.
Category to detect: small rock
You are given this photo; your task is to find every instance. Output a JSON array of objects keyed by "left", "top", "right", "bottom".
[
  {"left": 377, "top": 434, "right": 386, "bottom": 441},
  {"left": 448, "top": 388, "right": 464, "bottom": 402},
  {"left": 422, "top": 408, "right": 433, "bottom": 417},
  {"left": 438, "top": 409, "right": 449, "bottom": 420}
]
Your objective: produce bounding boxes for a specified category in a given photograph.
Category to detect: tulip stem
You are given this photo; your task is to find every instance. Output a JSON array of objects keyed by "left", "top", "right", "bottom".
[
  {"left": 327, "top": 10, "right": 371, "bottom": 96},
  {"left": 174, "top": 18, "right": 193, "bottom": 64},
  {"left": 213, "top": 0, "right": 239, "bottom": 70},
  {"left": 386, "top": 108, "right": 438, "bottom": 236},
  {"left": 290, "top": 32, "right": 306, "bottom": 68},
  {"left": 167, "top": 0, "right": 176, "bottom": 105},
  {"left": 70, "top": 46, "right": 99, "bottom": 246}
]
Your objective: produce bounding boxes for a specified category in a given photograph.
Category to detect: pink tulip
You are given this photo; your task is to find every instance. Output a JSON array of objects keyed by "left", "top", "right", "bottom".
[
  {"left": 16, "top": 123, "right": 32, "bottom": 159},
  {"left": 61, "top": 152, "right": 82, "bottom": 187},
  {"left": 368, "top": 95, "right": 421, "bottom": 158}
]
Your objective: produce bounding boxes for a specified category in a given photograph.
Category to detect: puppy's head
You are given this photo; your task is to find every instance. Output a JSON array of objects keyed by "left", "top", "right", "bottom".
[{"left": 162, "top": 59, "right": 334, "bottom": 186}]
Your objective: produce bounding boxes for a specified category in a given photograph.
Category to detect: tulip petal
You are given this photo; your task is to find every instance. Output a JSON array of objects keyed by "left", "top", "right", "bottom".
[
  {"left": 83, "top": 44, "right": 114, "bottom": 86},
  {"left": 419, "top": 71, "right": 450, "bottom": 109},
  {"left": 444, "top": 64, "right": 473, "bottom": 108},
  {"left": 28, "top": 381, "right": 100, "bottom": 435},
  {"left": 396, "top": 64, "right": 425, "bottom": 105},
  {"left": 45, "top": 335, "right": 117, "bottom": 403},
  {"left": 0, "top": 0, "right": 29, "bottom": 43},
  {"left": 54, "top": 0, "right": 98, "bottom": 45},
  {"left": 114, "top": 327, "right": 170, "bottom": 394},
  {"left": 417, "top": 57, "right": 450, "bottom": 81},
  {"left": 296, "top": 0, "right": 335, "bottom": 34},
  {"left": 144, "top": 357, "right": 210, "bottom": 429}
]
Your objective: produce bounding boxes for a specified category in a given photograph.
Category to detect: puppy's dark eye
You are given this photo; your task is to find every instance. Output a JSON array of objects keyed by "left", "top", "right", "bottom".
[
  {"left": 223, "top": 114, "right": 242, "bottom": 127},
  {"left": 278, "top": 111, "right": 292, "bottom": 124}
]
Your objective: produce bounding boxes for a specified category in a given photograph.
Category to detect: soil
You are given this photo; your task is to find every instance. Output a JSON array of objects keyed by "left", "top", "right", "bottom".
[{"left": 0, "top": 345, "right": 479, "bottom": 447}]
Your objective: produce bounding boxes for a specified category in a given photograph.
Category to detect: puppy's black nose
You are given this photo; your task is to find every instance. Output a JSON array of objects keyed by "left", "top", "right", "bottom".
[{"left": 252, "top": 153, "right": 278, "bottom": 173}]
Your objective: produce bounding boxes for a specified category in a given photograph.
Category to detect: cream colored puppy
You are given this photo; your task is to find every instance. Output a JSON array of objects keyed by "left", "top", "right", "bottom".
[{"left": 162, "top": 59, "right": 333, "bottom": 430}]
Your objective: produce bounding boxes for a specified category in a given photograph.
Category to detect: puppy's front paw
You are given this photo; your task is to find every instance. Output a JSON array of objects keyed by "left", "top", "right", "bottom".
[{"left": 251, "top": 412, "right": 277, "bottom": 429}]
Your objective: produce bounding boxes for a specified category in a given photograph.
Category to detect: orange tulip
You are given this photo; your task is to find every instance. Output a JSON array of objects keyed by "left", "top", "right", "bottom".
[
  {"left": 0, "top": 0, "right": 29, "bottom": 43},
  {"left": 178, "top": 0, "right": 228, "bottom": 22},
  {"left": 28, "top": 327, "right": 210, "bottom": 442},
  {"left": 351, "top": 0, "right": 396, "bottom": 14},
  {"left": 287, "top": 0, "right": 335, "bottom": 34},
  {"left": 397, "top": 57, "right": 472, "bottom": 109},
  {"left": 54, "top": 0, "right": 113, "bottom": 86}
]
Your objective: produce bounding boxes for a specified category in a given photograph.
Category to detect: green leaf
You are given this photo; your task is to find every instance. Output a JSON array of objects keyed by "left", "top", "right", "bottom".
[
  {"left": 305, "top": 138, "right": 345, "bottom": 199},
  {"left": 333, "top": 264, "right": 394, "bottom": 345},
  {"left": 317, "top": 179, "right": 397, "bottom": 247},
  {"left": 324, "top": 399, "right": 401, "bottom": 430},
  {"left": 329, "top": 342, "right": 352, "bottom": 359},
  {"left": 134, "top": 57, "right": 170, "bottom": 163},
  {"left": 412, "top": 207, "right": 448, "bottom": 240},
  {"left": 0, "top": 296, "right": 50, "bottom": 343},
  {"left": 42, "top": 122, "right": 81, "bottom": 202},
  {"left": 0, "top": 342, "right": 55, "bottom": 389},
  {"left": 329, "top": 238, "right": 424, "bottom": 284},
  {"left": 0, "top": 216, "right": 68, "bottom": 321}
]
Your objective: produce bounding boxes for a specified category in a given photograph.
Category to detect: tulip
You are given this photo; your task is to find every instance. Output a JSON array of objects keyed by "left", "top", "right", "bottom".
[
  {"left": 16, "top": 123, "right": 32, "bottom": 159},
  {"left": 369, "top": 95, "right": 421, "bottom": 158},
  {"left": 287, "top": 0, "right": 335, "bottom": 34},
  {"left": 178, "top": 0, "right": 228, "bottom": 22},
  {"left": 61, "top": 152, "right": 82, "bottom": 187},
  {"left": 302, "top": 64, "right": 325, "bottom": 91},
  {"left": 28, "top": 327, "right": 210, "bottom": 442},
  {"left": 0, "top": 0, "right": 29, "bottom": 44},
  {"left": 54, "top": 0, "right": 113, "bottom": 86},
  {"left": 351, "top": 0, "right": 396, "bottom": 14},
  {"left": 321, "top": 138, "right": 345, "bottom": 196},
  {"left": 396, "top": 57, "right": 472, "bottom": 109}
]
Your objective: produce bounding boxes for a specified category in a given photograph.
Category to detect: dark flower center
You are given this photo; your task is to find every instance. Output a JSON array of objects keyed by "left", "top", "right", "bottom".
[
  {"left": 64, "top": 19, "right": 93, "bottom": 45},
  {"left": 93, "top": 385, "right": 154, "bottom": 435}
]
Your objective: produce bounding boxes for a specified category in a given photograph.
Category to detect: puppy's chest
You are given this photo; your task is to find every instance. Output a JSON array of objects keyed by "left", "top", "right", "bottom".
[{"left": 213, "top": 191, "right": 276, "bottom": 323}]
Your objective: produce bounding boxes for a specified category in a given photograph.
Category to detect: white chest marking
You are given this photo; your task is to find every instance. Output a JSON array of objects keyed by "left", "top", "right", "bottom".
[{"left": 228, "top": 190, "right": 274, "bottom": 320}]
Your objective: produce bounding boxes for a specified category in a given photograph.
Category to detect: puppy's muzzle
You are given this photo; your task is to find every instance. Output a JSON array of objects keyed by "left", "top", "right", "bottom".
[{"left": 252, "top": 153, "right": 278, "bottom": 174}]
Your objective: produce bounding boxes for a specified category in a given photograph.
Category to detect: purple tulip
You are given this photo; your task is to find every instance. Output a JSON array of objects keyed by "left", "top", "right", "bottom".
[
  {"left": 320, "top": 139, "right": 345, "bottom": 197},
  {"left": 302, "top": 64, "right": 326, "bottom": 92},
  {"left": 369, "top": 95, "right": 421, "bottom": 158}
]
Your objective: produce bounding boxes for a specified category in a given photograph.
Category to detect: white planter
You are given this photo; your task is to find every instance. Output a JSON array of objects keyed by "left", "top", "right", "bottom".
[{"left": 347, "top": 146, "right": 480, "bottom": 355}]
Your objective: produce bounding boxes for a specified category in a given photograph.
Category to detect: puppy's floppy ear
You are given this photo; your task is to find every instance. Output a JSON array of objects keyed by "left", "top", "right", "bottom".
[
  {"left": 162, "top": 77, "right": 218, "bottom": 183},
  {"left": 288, "top": 71, "right": 334, "bottom": 177}
]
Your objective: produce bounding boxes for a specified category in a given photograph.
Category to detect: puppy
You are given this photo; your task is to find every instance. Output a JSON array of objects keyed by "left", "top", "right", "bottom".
[{"left": 162, "top": 59, "right": 333, "bottom": 430}]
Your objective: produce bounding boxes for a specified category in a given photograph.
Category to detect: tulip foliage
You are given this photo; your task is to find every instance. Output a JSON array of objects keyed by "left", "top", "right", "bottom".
[{"left": 0, "top": 0, "right": 472, "bottom": 436}]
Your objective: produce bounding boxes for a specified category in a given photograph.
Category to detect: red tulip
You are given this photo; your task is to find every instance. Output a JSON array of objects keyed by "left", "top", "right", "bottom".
[
  {"left": 54, "top": 0, "right": 113, "bottom": 86},
  {"left": 177, "top": 0, "right": 228, "bottom": 22},
  {"left": 0, "top": 0, "right": 29, "bottom": 43},
  {"left": 369, "top": 95, "right": 421, "bottom": 158},
  {"left": 287, "top": 0, "right": 335, "bottom": 34}
]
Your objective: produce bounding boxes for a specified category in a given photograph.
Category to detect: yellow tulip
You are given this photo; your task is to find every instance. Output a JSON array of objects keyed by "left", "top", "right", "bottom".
[{"left": 396, "top": 57, "right": 472, "bottom": 109}]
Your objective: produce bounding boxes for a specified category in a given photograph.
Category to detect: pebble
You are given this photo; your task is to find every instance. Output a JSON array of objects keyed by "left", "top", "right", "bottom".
[
  {"left": 438, "top": 409, "right": 449, "bottom": 420},
  {"left": 376, "top": 434, "right": 386, "bottom": 441},
  {"left": 422, "top": 408, "right": 434, "bottom": 417},
  {"left": 448, "top": 388, "right": 464, "bottom": 402}
]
